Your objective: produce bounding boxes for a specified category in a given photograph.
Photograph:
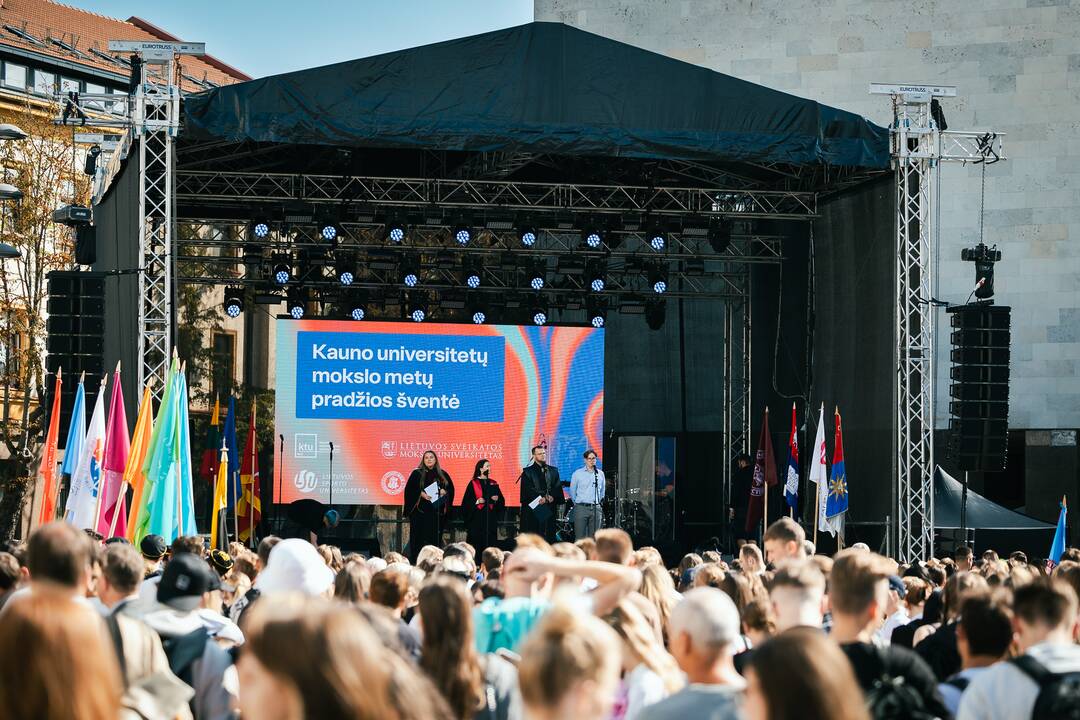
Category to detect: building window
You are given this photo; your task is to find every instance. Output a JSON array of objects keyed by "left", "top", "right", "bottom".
[
  {"left": 84, "top": 82, "right": 105, "bottom": 112},
  {"left": 4, "top": 62, "right": 26, "bottom": 89},
  {"left": 33, "top": 69, "right": 54, "bottom": 95},
  {"left": 211, "top": 332, "right": 236, "bottom": 397},
  {"left": 60, "top": 76, "right": 80, "bottom": 94}
]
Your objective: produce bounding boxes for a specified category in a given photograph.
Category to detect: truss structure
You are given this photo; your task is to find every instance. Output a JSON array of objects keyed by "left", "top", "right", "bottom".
[{"left": 881, "top": 85, "right": 1005, "bottom": 562}]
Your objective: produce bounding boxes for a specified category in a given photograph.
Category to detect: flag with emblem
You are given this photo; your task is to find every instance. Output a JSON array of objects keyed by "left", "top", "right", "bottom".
[
  {"left": 65, "top": 375, "right": 108, "bottom": 529},
  {"left": 784, "top": 402, "right": 799, "bottom": 510},
  {"left": 825, "top": 409, "right": 848, "bottom": 539},
  {"left": 237, "top": 403, "right": 261, "bottom": 545}
]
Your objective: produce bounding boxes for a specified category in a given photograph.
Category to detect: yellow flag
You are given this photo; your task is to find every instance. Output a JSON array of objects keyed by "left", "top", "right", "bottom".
[{"left": 210, "top": 445, "right": 229, "bottom": 550}]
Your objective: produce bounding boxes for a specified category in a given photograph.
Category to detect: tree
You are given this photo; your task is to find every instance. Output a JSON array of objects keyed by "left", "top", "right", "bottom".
[{"left": 0, "top": 103, "right": 88, "bottom": 539}]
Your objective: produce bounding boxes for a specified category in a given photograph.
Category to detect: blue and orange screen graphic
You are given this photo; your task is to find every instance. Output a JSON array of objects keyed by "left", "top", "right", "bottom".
[{"left": 275, "top": 320, "right": 604, "bottom": 505}]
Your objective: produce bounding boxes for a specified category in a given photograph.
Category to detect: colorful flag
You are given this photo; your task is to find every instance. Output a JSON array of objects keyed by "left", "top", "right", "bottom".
[
  {"left": 175, "top": 367, "right": 197, "bottom": 537},
  {"left": 133, "top": 357, "right": 178, "bottom": 544},
  {"left": 210, "top": 443, "right": 229, "bottom": 550},
  {"left": 37, "top": 369, "right": 63, "bottom": 526},
  {"left": 808, "top": 404, "right": 832, "bottom": 534},
  {"left": 199, "top": 396, "right": 221, "bottom": 483},
  {"left": 237, "top": 403, "right": 261, "bottom": 544},
  {"left": 745, "top": 408, "right": 778, "bottom": 533},
  {"left": 1048, "top": 496, "right": 1068, "bottom": 570},
  {"left": 65, "top": 376, "right": 107, "bottom": 529},
  {"left": 784, "top": 402, "right": 799, "bottom": 509},
  {"left": 96, "top": 364, "right": 130, "bottom": 537},
  {"left": 59, "top": 374, "right": 86, "bottom": 480},
  {"left": 124, "top": 384, "right": 155, "bottom": 541},
  {"left": 825, "top": 409, "right": 848, "bottom": 539},
  {"left": 141, "top": 367, "right": 183, "bottom": 540},
  {"left": 223, "top": 396, "right": 240, "bottom": 511}
]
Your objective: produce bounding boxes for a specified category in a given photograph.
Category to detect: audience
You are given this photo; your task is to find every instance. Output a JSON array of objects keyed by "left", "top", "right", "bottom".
[
  {"left": 938, "top": 592, "right": 1013, "bottom": 716},
  {"left": 763, "top": 517, "right": 807, "bottom": 566},
  {"left": 604, "top": 598, "right": 683, "bottom": 719}
]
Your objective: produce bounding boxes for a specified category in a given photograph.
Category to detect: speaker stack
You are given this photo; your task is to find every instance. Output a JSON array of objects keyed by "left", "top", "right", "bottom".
[
  {"left": 45, "top": 271, "right": 106, "bottom": 446},
  {"left": 946, "top": 303, "right": 1011, "bottom": 471}
]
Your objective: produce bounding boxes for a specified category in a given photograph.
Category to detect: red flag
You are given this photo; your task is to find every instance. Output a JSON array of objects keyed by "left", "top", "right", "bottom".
[
  {"left": 199, "top": 397, "right": 221, "bottom": 484},
  {"left": 237, "top": 404, "right": 261, "bottom": 543},
  {"left": 37, "top": 370, "right": 62, "bottom": 526},
  {"left": 746, "top": 408, "right": 778, "bottom": 533}
]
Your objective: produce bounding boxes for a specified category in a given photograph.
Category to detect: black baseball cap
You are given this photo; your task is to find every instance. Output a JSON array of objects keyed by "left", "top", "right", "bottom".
[
  {"left": 140, "top": 534, "right": 168, "bottom": 560},
  {"left": 157, "top": 553, "right": 220, "bottom": 611}
]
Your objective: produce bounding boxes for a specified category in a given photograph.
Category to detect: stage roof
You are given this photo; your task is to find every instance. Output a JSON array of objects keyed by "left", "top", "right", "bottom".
[
  {"left": 182, "top": 22, "right": 889, "bottom": 172},
  {"left": 934, "top": 467, "right": 1054, "bottom": 531}
]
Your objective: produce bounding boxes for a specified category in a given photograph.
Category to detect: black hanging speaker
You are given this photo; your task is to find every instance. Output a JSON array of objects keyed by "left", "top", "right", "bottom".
[
  {"left": 946, "top": 303, "right": 1010, "bottom": 471},
  {"left": 45, "top": 271, "right": 106, "bottom": 448},
  {"left": 74, "top": 224, "right": 97, "bottom": 265}
]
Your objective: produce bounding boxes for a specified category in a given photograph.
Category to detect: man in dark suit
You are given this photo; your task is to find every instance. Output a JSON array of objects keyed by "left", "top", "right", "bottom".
[{"left": 519, "top": 445, "right": 563, "bottom": 543}]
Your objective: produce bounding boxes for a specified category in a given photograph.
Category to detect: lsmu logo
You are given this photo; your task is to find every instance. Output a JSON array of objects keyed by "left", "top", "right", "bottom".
[
  {"left": 381, "top": 471, "right": 405, "bottom": 496},
  {"left": 294, "top": 470, "right": 319, "bottom": 493}
]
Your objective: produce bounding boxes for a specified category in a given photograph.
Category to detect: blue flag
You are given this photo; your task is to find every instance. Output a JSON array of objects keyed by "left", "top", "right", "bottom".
[
  {"left": 1048, "top": 497, "right": 1067, "bottom": 569},
  {"left": 784, "top": 403, "right": 799, "bottom": 509},
  {"left": 825, "top": 410, "right": 848, "bottom": 538},
  {"left": 60, "top": 378, "right": 86, "bottom": 477},
  {"left": 223, "top": 396, "right": 240, "bottom": 510}
]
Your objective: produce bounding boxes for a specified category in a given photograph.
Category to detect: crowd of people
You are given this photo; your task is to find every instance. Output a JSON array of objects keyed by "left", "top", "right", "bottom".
[{"left": 1, "top": 516, "right": 1079, "bottom": 720}]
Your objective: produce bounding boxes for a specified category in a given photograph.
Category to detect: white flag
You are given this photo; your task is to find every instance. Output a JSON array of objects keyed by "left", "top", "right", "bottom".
[
  {"left": 64, "top": 383, "right": 107, "bottom": 529},
  {"left": 808, "top": 405, "right": 838, "bottom": 537}
]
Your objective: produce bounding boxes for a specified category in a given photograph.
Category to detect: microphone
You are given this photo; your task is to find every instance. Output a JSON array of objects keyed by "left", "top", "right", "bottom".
[
  {"left": 328, "top": 441, "right": 334, "bottom": 451},
  {"left": 973, "top": 277, "right": 987, "bottom": 293}
]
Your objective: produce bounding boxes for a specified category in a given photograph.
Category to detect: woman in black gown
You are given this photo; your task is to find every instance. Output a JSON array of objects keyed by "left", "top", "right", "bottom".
[
  {"left": 460, "top": 458, "right": 505, "bottom": 554},
  {"left": 403, "top": 450, "right": 455, "bottom": 562}
]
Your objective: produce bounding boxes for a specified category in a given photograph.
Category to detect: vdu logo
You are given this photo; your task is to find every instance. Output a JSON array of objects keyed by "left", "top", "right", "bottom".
[
  {"left": 294, "top": 434, "right": 318, "bottom": 459},
  {"left": 294, "top": 469, "right": 319, "bottom": 494},
  {"left": 380, "top": 441, "right": 397, "bottom": 459},
  {"left": 380, "top": 470, "right": 405, "bottom": 496}
]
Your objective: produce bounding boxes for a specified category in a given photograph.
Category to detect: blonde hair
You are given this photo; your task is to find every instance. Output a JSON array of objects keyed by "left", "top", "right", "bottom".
[
  {"left": 605, "top": 599, "right": 684, "bottom": 693},
  {"left": 518, "top": 604, "right": 621, "bottom": 711},
  {"left": 639, "top": 563, "right": 678, "bottom": 644}
]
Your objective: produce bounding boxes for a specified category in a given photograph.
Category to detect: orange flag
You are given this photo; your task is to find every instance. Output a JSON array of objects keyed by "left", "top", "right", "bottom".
[
  {"left": 36, "top": 369, "right": 62, "bottom": 526},
  {"left": 124, "top": 384, "right": 155, "bottom": 540}
]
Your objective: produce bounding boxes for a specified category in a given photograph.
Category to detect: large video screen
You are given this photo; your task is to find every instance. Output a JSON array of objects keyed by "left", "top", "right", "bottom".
[{"left": 275, "top": 320, "right": 605, "bottom": 505}]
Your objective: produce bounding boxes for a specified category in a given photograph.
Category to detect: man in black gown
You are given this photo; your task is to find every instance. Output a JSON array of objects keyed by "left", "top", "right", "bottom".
[
  {"left": 728, "top": 453, "right": 754, "bottom": 548},
  {"left": 519, "top": 445, "right": 562, "bottom": 543}
]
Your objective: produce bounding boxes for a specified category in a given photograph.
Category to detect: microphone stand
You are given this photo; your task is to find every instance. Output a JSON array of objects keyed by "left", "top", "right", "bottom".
[
  {"left": 593, "top": 466, "right": 600, "bottom": 535},
  {"left": 328, "top": 441, "right": 334, "bottom": 541},
  {"left": 277, "top": 434, "right": 284, "bottom": 531}
]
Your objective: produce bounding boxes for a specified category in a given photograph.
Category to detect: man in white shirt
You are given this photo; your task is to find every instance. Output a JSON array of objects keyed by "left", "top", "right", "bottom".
[
  {"left": 569, "top": 449, "right": 605, "bottom": 539},
  {"left": 877, "top": 575, "right": 909, "bottom": 644},
  {"left": 938, "top": 592, "right": 1013, "bottom": 716},
  {"left": 958, "top": 580, "right": 1080, "bottom": 720}
]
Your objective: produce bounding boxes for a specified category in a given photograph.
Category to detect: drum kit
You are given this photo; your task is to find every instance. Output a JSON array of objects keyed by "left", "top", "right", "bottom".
[{"left": 554, "top": 496, "right": 653, "bottom": 543}]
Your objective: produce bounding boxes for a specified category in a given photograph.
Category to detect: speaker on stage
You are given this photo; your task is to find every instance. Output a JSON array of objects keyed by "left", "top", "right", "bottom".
[
  {"left": 946, "top": 304, "right": 1010, "bottom": 472},
  {"left": 45, "top": 271, "right": 106, "bottom": 446}
]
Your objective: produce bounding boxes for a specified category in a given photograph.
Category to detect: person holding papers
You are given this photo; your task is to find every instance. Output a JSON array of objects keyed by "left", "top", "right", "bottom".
[
  {"left": 519, "top": 445, "right": 563, "bottom": 543},
  {"left": 404, "top": 450, "right": 455, "bottom": 563},
  {"left": 462, "top": 458, "right": 505, "bottom": 553}
]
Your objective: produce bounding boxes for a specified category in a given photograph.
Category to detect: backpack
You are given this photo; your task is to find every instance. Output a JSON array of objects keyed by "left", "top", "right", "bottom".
[
  {"left": 161, "top": 628, "right": 209, "bottom": 688},
  {"left": 1010, "top": 655, "right": 1080, "bottom": 720},
  {"left": 864, "top": 647, "right": 940, "bottom": 720}
]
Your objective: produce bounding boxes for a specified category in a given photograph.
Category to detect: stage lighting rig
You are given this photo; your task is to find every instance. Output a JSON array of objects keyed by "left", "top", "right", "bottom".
[
  {"left": 586, "top": 296, "right": 607, "bottom": 328},
  {"left": 647, "top": 226, "right": 667, "bottom": 252},
  {"left": 528, "top": 261, "right": 546, "bottom": 291},
  {"left": 249, "top": 218, "right": 271, "bottom": 240},
  {"left": 400, "top": 255, "right": 421, "bottom": 288},
  {"left": 463, "top": 256, "right": 482, "bottom": 289},
  {"left": 585, "top": 258, "right": 606, "bottom": 293},
  {"left": 271, "top": 253, "right": 292, "bottom": 285},
  {"left": 961, "top": 242, "right": 1001, "bottom": 300},
  {"left": 318, "top": 218, "right": 341, "bottom": 245},
  {"left": 645, "top": 298, "right": 666, "bottom": 330},
  {"left": 647, "top": 262, "right": 668, "bottom": 294},
  {"left": 581, "top": 225, "right": 604, "bottom": 249},
  {"left": 408, "top": 294, "right": 428, "bottom": 322},
  {"left": 335, "top": 253, "right": 357, "bottom": 286},
  {"left": 531, "top": 299, "right": 548, "bottom": 326},
  {"left": 708, "top": 217, "right": 732, "bottom": 253},
  {"left": 223, "top": 288, "right": 244, "bottom": 318},
  {"left": 467, "top": 294, "right": 488, "bottom": 324},
  {"left": 384, "top": 221, "right": 406, "bottom": 244},
  {"left": 347, "top": 290, "right": 367, "bottom": 321},
  {"left": 287, "top": 287, "right": 307, "bottom": 319},
  {"left": 517, "top": 225, "right": 538, "bottom": 247},
  {"left": 453, "top": 224, "right": 473, "bottom": 246}
]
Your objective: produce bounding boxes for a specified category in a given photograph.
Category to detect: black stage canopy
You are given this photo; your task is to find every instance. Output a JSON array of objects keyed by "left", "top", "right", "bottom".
[
  {"left": 183, "top": 22, "right": 888, "bottom": 172},
  {"left": 934, "top": 467, "right": 1053, "bottom": 531}
]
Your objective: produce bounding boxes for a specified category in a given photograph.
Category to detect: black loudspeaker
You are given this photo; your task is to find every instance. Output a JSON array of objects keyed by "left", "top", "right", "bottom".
[
  {"left": 45, "top": 271, "right": 106, "bottom": 447},
  {"left": 74, "top": 224, "right": 97, "bottom": 265},
  {"left": 946, "top": 304, "right": 1011, "bottom": 471}
]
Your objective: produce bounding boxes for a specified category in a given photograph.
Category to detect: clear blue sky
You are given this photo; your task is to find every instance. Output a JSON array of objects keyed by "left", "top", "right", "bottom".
[{"left": 77, "top": 1, "right": 534, "bottom": 78}]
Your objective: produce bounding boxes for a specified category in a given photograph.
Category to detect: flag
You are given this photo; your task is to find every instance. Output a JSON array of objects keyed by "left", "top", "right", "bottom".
[
  {"left": 237, "top": 403, "right": 261, "bottom": 544},
  {"left": 825, "top": 409, "right": 849, "bottom": 539},
  {"left": 65, "top": 376, "right": 107, "bottom": 529},
  {"left": 96, "top": 364, "right": 130, "bottom": 537},
  {"left": 210, "top": 443, "right": 229, "bottom": 550},
  {"left": 59, "top": 374, "right": 86, "bottom": 480},
  {"left": 133, "top": 357, "right": 179, "bottom": 544},
  {"left": 784, "top": 402, "right": 799, "bottom": 509},
  {"left": 746, "top": 409, "right": 778, "bottom": 533},
  {"left": 124, "top": 384, "right": 155, "bottom": 541},
  {"left": 808, "top": 404, "right": 832, "bottom": 534},
  {"left": 175, "top": 367, "right": 197, "bottom": 537},
  {"left": 1048, "top": 496, "right": 1068, "bottom": 570},
  {"left": 222, "top": 396, "right": 240, "bottom": 511},
  {"left": 37, "top": 369, "right": 63, "bottom": 526},
  {"left": 199, "top": 396, "right": 221, "bottom": 483}
]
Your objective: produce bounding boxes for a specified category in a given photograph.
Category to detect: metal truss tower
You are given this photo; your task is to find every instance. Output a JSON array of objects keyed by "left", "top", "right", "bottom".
[{"left": 872, "top": 83, "right": 1004, "bottom": 562}]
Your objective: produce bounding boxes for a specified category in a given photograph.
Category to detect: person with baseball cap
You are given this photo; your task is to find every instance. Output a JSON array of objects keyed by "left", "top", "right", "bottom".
[{"left": 138, "top": 534, "right": 168, "bottom": 603}]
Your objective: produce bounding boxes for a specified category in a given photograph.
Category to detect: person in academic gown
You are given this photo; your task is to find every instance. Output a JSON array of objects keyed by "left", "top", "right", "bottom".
[
  {"left": 404, "top": 450, "right": 455, "bottom": 562},
  {"left": 461, "top": 458, "right": 505, "bottom": 553},
  {"left": 518, "top": 445, "right": 562, "bottom": 543}
]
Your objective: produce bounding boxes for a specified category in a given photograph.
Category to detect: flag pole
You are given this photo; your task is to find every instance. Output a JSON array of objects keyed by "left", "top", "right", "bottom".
[
  {"left": 90, "top": 372, "right": 110, "bottom": 532},
  {"left": 762, "top": 406, "right": 769, "bottom": 537}
]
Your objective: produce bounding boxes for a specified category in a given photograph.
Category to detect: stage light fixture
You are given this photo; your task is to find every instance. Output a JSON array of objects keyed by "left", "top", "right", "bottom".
[
  {"left": 518, "top": 226, "right": 538, "bottom": 247},
  {"left": 528, "top": 261, "right": 546, "bottom": 291},
  {"left": 286, "top": 287, "right": 307, "bottom": 319},
  {"left": 648, "top": 262, "right": 668, "bottom": 294},
  {"left": 585, "top": 259, "right": 606, "bottom": 293},
  {"left": 453, "top": 224, "right": 473, "bottom": 246},
  {"left": 648, "top": 228, "right": 667, "bottom": 251},
  {"left": 385, "top": 222, "right": 406, "bottom": 244},
  {"left": 961, "top": 242, "right": 1002, "bottom": 299},
  {"left": 462, "top": 256, "right": 482, "bottom": 289},
  {"left": 531, "top": 300, "right": 548, "bottom": 326},
  {"left": 348, "top": 292, "right": 367, "bottom": 320},
  {"left": 223, "top": 288, "right": 244, "bottom": 318},
  {"left": 645, "top": 298, "right": 666, "bottom": 330},
  {"left": 581, "top": 227, "right": 603, "bottom": 249},
  {"left": 586, "top": 296, "right": 606, "bottom": 328},
  {"left": 708, "top": 217, "right": 732, "bottom": 253},
  {"left": 319, "top": 221, "right": 340, "bottom": 244},
  {"left": 250, "top": 219, "right": 271, "bottom": 240},
  {"left": 335, "top": 253, "right": 357, "bottom": 286},
  {"left": 400, "top": 255, "right": 421, "bottom": 288},
  {"left": 271, "top": 253, "right": 292, "bottom": 285}
]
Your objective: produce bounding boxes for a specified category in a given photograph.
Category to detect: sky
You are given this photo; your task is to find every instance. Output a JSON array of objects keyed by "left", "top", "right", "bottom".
[{"left": 76, "top": 0, "right": 534, "bottom": 78}]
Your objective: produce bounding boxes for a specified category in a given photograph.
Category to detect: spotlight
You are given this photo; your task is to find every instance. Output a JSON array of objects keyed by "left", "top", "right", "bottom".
[
  {"left": 401, "top": 255, "right": 421, "bottom": 288},
  {"left": 223, "top": 287, "right": 244, "bottom": 318},
  {"left": 961, "top": 242, "right": 1002, "bottom": 299},
  {"left": 286, "top": 287, "right": 307, "bottom": 319},
  {"left": 319, "top": 221, "right": 340, "bottom": 244},
  {"left": 407, "top": 296, "right": 427, "bottom": 322},
  {"left": 83, "top": 145, "right": 100, "bottom": 176},
  {"left": 463, "top": 256, "right": 482, "bottom": 289},
  {"left": 528, "top": 261, "right": 546, "bottom": 291},
  {"left": 708, "top": 217, "right": 732, "bottom": 253},
  {"left": 648, "top": 228, "right": 667, "bottom": 251},
  {"left": 467, "top": 295, "right": 488, "bottom": 324},
  {"left": 645, "top": 298, "right": 666, "bottom": 330},
  {"left": 648, "top": 262, "right": 668, "bottom": 294},
  {"left": 351, "top": 306, "right": 366, "bottom": 321},
  {"left": 586, "top": 296, "right": 606, "bottom": 328},
  {"left": 335, "top": 253, "right": 357, "bottom": 286},
  {"left": 271, "top": 253, "right": 292, "bottom": 285},
  {"left": 348, "top": 293, "right": 367, "bottom": 320},
  {"left": 250, "top": 219, "right": 271, "bottom": 240},
  {"left": 585, "top": 259, "right": 606, "bottom": 293},
  {"left": 531, "top": 301, "right": 548, "bottom": 326},
  {"left": 385, "top": 222, "right": 406, "bottom": 243},
  {"left": 453, "top": 225, "right": 473, "bottom": 246},
  {"left": 581, "top": 227, "right": 603, "bottom": 249},
  {"left": 518, "top": 226, "right": 538, "bottom": 247}
]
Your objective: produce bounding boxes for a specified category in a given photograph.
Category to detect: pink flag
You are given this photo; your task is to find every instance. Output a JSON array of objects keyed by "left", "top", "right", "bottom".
[{"left": 96, "top": 364, "right": 130, "bottom": 537}]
